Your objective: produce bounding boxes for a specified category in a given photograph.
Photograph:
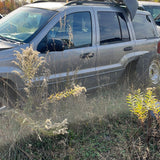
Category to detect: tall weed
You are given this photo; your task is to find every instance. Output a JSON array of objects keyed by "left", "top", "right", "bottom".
[
  {"left": 0, "top": 46, "right": 86, "bottom": 156},
  {"left": 127, "top": 88, "right": 160, "bottom": 145}
]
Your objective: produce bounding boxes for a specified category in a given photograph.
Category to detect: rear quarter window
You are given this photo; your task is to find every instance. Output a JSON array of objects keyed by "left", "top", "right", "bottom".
[{"left": 132, "top": 14, "right": 157, "bottom": 40}]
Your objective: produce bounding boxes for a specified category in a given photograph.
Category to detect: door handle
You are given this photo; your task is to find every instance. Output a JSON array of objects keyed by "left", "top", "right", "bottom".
[
  {"left": 124, "top": 46, "right": 133, "bottom": 51},
  {"left": 80, "top": 52, "right": 94, "bottom": 59}
]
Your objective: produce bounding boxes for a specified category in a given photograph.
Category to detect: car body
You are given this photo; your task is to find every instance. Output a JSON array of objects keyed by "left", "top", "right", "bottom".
[
  {"left": 139, "top": 1, "right": 160, "bottom": 25},
  {"left": 0, "top": 0, "right": 160, "bottom": 108}
]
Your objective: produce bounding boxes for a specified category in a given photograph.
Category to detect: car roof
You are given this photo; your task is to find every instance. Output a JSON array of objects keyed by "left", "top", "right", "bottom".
[
  {"left": 25, "top": 1, "right": 149, "bottom": 17},
  {"left": 25, "top": 2, "right": 66, "bottom": 10},
  {"left": 24, "top": 1, "right": 126, "bottom": 12},
  {"left": 139, "top": 1, "right": 160, "bottom": 6}
]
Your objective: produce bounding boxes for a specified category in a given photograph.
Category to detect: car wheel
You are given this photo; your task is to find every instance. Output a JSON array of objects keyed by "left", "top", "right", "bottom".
[
  {"left": 0, "top": 96, "right": 9, "bottom": 111},
  {"left": 0, "top": 84, "right": 17, "bottom": 112},
  {"left": 149, "top": 59, "right": 160, "bottom": 85},
  {"left": 135, "top": 56, "right": 160, "bottom": 87}
]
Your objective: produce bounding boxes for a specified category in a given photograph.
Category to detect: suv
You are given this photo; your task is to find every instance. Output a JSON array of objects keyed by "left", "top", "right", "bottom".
[
  {"left": 0, "top": 0, "right": 160, "bottom": 109},
  {"left": 138, "top": 1, "right": 160, "bottom": 25}
]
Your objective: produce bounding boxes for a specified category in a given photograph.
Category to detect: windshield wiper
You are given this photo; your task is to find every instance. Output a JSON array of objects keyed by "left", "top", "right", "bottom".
[
  {"left": 154, "top": 14, "right": 160, "bottom": 21},
  {"left": 0, "top": 35, "right": 22, "bottom": 44},
  {"left": 0, "top": 35, "right": 10, "bottom": 42}
]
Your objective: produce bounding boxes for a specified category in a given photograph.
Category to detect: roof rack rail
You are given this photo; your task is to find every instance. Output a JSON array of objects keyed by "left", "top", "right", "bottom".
[
  {"left": 65, "top": 0, "right": 123, "bottom": 6},
  {"left": 33, "top": 0, "right": 66, "bottom": 3},
  {"left": 33, "top": 0, "right": 48, "bottom": 3},
  {"left": 66, "top": 0, "right": 138, "bottom": 20}
]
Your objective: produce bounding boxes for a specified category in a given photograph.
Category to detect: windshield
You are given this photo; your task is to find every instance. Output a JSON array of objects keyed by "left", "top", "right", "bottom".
[
  {"left": 143, "top": 5, "right": 160, "bottom": 19},
  {"left": 0, "top": 7, "right": 56, "bottom": 43}
]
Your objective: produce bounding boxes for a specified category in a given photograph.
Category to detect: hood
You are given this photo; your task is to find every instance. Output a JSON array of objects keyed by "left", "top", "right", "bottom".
[{"left": 0, "top": 40, "right": 18, "bottom": 51}]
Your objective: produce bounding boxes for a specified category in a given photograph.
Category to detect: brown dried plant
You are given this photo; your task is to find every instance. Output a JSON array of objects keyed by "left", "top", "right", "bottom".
[
  {"left": 10, "top": 46, "right": 86, "bottom": 139},
  {"left": 13, "top": 46, "right": 45, "bottom": 89}
]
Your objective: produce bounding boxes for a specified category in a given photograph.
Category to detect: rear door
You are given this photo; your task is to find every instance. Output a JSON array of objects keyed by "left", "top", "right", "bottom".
[
  {"left": 94, "top": 8, "right": 135, "bottom": 87},
  {"left": 132, "top": 12, "right": 159, "bottom": 83},
  {"left": 132, "top": 12, "right": 159, "bottom": 54}
]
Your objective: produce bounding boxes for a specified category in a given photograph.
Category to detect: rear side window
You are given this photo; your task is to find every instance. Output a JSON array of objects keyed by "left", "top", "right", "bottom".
[
  {"left": 118, "top": 13, "right": 130, "bottom": 42},
  {"left": 132, "top": 14, "right": 157, "bottom": 40},
  {"left": 98, "top": 11, "right": 130, "bottom": 45}
]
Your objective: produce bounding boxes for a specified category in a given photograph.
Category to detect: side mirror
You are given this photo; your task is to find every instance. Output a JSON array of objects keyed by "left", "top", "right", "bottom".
[
  {"left": 37, "top": 38, "right": 64, "bottom": 53},
  {"left": 47, "top": 38, "right": 64, "bottom": 52},
  {"left": 155, "top": 20, "right": 160, "bottom": 26}
]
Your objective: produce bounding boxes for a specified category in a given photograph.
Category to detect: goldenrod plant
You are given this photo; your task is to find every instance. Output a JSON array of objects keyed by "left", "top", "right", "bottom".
[
  {"left": 127, "top": 88, "right": 160, "bottom": 123},
  {"left": 127, "top": 88, "right": 160, "bottom": 143},
  {"left": 0, "top": 45, "right": 89, "bottom": 158},
  {"left": 10, "top": 46, "right": 86, "bottom": 139},
  {"left": 47, "top": 84, "right": 87, "bottom": 103},
  {"left": 13, "top": 46, "right": 45, "bottom": 91},
  {"left": 13, "top": 110, "right": 68, "bottom": 138},
  {"left": 127, "top": 89, "right": 148, "bottom": 124}
]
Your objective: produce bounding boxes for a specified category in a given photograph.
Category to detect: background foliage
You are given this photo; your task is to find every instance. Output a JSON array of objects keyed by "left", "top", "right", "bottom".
[{"left": 0, "top": 0, "right": 160, "bottom": 15}]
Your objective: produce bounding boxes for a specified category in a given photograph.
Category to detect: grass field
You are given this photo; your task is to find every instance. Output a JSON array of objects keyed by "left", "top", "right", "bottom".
[{"left": 0, "top": 85, "right": 159, "bottom": 160}]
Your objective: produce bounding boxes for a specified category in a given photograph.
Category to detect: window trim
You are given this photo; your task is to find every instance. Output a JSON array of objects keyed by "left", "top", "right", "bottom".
[
  {"left": 132, "top": 13, "right": 158, "bottom": 40},
  {"left": 42, "top": 11, "right": 93, "bottom": 52},
  {"left": 64, "top": 11, "right": 93, "bottom": 50},
  {"left": 117, "top": 12, "right": 130, "bottom": 42}
]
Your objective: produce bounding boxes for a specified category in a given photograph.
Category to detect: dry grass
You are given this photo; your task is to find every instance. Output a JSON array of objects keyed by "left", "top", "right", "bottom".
[{"left": 0, "top": 85, "right": 160, "bottom": 159}]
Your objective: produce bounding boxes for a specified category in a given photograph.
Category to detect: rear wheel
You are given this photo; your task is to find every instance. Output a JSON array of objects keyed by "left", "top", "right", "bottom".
[
  {"left": 0, "top": 97, "right": 8, "bottom": 111},
  {"left": 149, "top": 60, "right": 160, "bottom": 85},
  {"left": 135, "top": 56, "right": 160, "bottom": 87}
]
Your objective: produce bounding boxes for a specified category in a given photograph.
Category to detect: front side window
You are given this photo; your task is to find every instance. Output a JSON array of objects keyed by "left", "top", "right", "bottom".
[
  {"left": 0, "top": 7, "right": 56, "bottom": 43},
  {"left": 98, "top": 11, "right": 130, "bottom": 45},
  {"left": 38, "top": 11, "right": 92, "bottom": 52},
  {"left": 132, "top": 14, "right": 157, "bottom": 40}
]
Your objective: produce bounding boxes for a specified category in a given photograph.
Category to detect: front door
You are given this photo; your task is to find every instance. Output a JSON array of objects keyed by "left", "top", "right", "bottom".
[{"left": 36, "top": 10, "right": 97, "bottom": 92}]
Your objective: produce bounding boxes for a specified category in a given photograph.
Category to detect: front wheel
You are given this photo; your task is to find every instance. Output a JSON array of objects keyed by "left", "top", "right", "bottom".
[{"left": 0, "top": 83, "right": 17, "bottom": 112}]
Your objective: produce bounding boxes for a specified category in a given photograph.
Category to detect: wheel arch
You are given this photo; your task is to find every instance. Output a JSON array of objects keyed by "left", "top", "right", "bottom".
[{"left": 0, "top": 77, "right": 17, "bottom": 93}]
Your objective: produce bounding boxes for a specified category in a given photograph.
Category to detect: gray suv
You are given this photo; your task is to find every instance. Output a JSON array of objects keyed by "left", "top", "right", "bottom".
[
  {"left": 0, "top": 0, "right": 160, "bottom": 109},
  {"left": 138, "top": 1, "right": 160, "bottom": 26}
]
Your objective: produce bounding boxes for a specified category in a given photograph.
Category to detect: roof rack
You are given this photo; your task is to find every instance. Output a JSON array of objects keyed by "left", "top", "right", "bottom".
[
  {"left": 33, "top": 0, "right": 123, "bottom": 5},
  {"left": 33, "top": 0, "right": 48, "bottom": 3},
  {"left": 66, "top": 0, "right": 138, "bottom": 20},
  {"left": 33, "top": 0, "right": 67, "bottom": 3},
  {"left": 65, "top": 0, "right": 124, "bottom": 6},
  {"left": 32, "top": 0, "right": 138, "bottom": 20}
]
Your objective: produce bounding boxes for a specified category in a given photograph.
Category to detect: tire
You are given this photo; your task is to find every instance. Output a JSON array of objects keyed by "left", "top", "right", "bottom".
[
  {"left": 135, "top": 55, "right": 160, "bottom": 87},
  {"left": 0, "top": 82, "right": 17, "bottom": 112}
]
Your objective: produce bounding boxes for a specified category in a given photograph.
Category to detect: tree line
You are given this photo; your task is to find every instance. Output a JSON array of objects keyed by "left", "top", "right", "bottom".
[{"left": 0, "top": 0, "right": 160, "bottom": 15}]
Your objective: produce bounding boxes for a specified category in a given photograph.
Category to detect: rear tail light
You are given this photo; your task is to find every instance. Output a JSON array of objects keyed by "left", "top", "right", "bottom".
[{"left": 157, "top": 41, "right": 160, "bottom": 54}]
